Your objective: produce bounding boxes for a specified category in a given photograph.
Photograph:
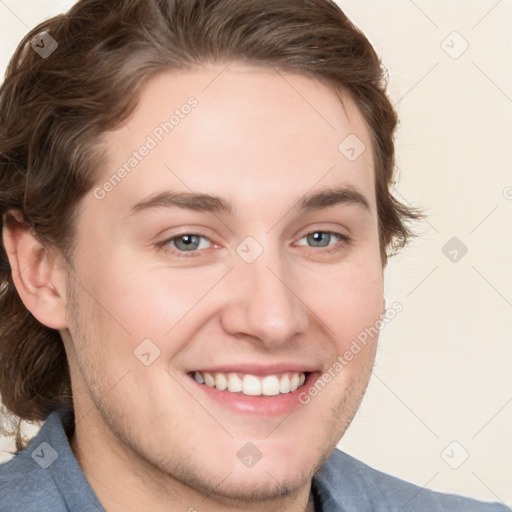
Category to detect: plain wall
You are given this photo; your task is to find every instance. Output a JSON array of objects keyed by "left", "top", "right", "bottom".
[{"left": 0, "top": 0, "right": 510, "bottom": 505}]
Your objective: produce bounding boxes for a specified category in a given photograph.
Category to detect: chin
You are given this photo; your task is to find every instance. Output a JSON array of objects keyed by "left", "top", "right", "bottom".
[
  {"left": 222, "top": 441, "right": 323, "bottom": 497},
  {"left": 198, "top": 463, "right": 314, "bottom": 504}
]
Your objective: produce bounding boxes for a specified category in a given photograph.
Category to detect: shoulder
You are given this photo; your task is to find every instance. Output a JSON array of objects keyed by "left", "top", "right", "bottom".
[
  {"left": 314, "top": 448, "right": 509, "bottom": 512},
  {"left": 0, "top": 443, "right": 68, "bottom": 512},
  {"left": 0, "top": 409, "right": 103, "bottom": 512}
]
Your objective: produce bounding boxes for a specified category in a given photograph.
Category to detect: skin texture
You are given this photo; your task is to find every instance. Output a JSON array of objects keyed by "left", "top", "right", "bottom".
[{"left": 3, "top": 63, "right": 385, "bottom": 511}]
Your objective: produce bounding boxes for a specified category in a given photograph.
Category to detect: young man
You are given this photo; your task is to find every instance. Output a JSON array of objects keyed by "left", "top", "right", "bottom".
[{"left": 0, "top": 1, "right": 507, "bottom": 511}]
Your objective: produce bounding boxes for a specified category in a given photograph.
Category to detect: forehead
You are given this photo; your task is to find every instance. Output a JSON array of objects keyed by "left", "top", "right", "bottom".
[{"left": 96, "top": 64, "right": 375, "bottom": 217}]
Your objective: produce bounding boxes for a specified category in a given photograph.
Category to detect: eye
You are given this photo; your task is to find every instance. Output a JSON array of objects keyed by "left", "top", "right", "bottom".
[
  {"left": 296, "top": 230, "right": 349, "bottom": 254},
  {"left": 157, "top": 233, "right": 213, "bottom": 257}
]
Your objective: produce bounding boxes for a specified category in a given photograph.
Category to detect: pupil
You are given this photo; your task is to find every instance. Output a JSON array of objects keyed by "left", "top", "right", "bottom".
[
  {"left": 310, "top": 232, "right": 328, "bottom": 247},
  {"left": 178, "top": 234, "right": 199, "bottom": 251}
]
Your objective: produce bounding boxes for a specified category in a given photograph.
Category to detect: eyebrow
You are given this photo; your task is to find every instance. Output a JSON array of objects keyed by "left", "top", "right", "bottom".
[{"left": 127, "top": 185, "right": 371, "bottom": 217}]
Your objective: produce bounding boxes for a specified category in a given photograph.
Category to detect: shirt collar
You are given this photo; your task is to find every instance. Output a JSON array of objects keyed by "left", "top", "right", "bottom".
[{"left": 34, "top": 408, "right": 106, "bottom": 511}]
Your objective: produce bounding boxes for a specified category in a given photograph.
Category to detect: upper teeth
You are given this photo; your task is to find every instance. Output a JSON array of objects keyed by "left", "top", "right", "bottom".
[{"left": 193, "top": 371, "right": 306, "bottom": 396}]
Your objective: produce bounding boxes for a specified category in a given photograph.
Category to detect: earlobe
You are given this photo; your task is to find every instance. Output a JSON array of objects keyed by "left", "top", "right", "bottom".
[{"left": 2, "top": 210, "right": 68, "bottom": 330}]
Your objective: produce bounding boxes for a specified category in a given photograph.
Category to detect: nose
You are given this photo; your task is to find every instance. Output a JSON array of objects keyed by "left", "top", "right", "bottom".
[{"left": 219, "top": 243, "right": 310, "bottom": 348}]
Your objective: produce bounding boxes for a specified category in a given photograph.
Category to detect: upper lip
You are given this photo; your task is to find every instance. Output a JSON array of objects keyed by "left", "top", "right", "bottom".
[{"left": 189, "top": 363, "right": 319, "bottom": 376}]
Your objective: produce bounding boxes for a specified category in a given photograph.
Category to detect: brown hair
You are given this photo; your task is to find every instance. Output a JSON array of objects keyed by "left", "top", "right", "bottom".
[{"left": 0, "top": 0, "right": 421, "bottom": 450}]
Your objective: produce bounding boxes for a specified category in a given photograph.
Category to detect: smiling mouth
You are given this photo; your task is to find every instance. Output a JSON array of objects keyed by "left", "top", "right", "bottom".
[{"left": 189, "top": 371, "right": 308, "bottom": 397}]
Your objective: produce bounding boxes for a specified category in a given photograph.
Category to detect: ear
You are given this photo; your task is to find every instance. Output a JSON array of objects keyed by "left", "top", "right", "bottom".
[{"left": 2, "top": 210, "right": 68, "bottom": 330}]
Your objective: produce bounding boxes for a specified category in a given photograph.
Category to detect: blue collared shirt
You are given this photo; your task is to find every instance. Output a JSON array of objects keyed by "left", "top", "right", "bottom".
[{"left": 0, "top": 408, "right": 509, "bottom": 511}]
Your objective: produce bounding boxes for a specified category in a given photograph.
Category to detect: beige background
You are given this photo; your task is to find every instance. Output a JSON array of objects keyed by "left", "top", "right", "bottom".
[{"left": 0, "top": 0, "right": 511, "bottom": 505}]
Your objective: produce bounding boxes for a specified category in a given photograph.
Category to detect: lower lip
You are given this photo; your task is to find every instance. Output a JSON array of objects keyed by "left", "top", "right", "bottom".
[{"left": 189, "top": 373, "right": 319, "bottom": 416}]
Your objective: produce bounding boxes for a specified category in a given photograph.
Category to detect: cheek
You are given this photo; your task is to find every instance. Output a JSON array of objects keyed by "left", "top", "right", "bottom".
[
  {"left": 305, "top": 260, "right": 384, "bottom": 347},
  {"left": 108, "top": 264, "right": 222, "bottom": 337},
  {"left": 73, "top": 251, "right": 224, "bottom": 363},
  {"left": 76, "top": 246, "right": 162, "bottom": 327}
]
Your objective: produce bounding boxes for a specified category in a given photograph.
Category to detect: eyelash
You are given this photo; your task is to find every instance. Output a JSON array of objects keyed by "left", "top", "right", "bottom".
[{"left": 155, "top": 230, "right": 351, "bottom": 258}]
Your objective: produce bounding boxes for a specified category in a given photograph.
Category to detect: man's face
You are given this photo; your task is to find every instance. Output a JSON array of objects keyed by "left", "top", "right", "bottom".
[{"left": 63, "top": 63, "right": 384, "bottom": 502}]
